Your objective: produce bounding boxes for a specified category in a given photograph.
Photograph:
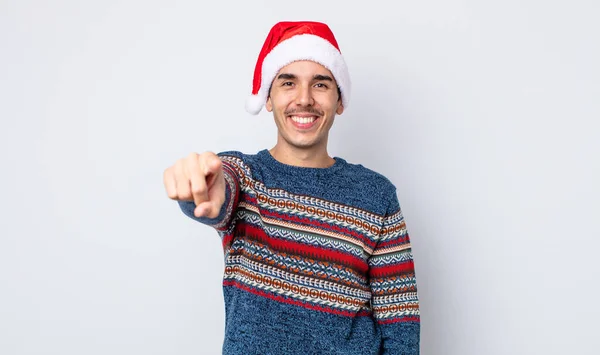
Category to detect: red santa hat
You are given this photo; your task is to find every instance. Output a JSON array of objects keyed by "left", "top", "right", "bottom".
[{"left": 245, "top": 21, "right": 351, "bottom": 115}]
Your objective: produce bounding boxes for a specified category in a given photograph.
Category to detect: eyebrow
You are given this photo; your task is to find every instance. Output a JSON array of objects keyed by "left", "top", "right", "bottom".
[
  {"left": 276, "top": 73, "right": 334, "bottom": 82},
  {"left": 277, "top": 73, "right": 296, "bottom": 80},
  {"left": 313, "top": 74, "right": 333, "bottom": 82}
]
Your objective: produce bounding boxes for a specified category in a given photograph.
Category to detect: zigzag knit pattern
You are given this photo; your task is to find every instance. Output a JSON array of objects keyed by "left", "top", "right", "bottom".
[{"left": 179, "top": 149, "right": 420, "bottom": 354}]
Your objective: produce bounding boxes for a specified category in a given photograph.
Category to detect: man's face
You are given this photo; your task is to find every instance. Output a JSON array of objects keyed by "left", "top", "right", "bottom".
[{"left": 266, "top": 60, "right": 344, "bottom": 151}]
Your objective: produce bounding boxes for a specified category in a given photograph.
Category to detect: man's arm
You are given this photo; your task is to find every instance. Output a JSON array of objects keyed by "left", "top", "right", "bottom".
[
  {"left": 177, "top": 154, "right": 241, "bottom": 232},
  {"left": 369, "top": 189, "right": 420, "bottom": 354},
  {"left": 164, "top": 151, "right": 241, "bottom": 232}
]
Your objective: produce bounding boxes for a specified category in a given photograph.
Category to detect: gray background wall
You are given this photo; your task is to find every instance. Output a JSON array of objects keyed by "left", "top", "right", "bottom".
[{"left": 1, "top": 0, "right": 598, "bottom": 354}]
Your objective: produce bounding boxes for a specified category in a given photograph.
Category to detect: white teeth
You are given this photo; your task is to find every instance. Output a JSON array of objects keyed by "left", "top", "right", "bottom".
[{"left": 291, "top": 116, "right": 316, "bottom": 124}]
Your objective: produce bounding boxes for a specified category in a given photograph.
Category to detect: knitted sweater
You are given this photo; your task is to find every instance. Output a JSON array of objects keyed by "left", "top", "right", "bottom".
[{"left": 178, "top": 149, "right": 420, "bottom": 354}]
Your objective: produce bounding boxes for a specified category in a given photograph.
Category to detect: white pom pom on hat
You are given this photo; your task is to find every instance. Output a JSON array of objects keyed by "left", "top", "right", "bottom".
[{"left": 245, "top": 21, "right": 351, "bottom": 115}]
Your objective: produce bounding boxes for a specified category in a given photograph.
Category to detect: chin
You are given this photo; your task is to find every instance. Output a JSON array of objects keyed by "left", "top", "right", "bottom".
[
  {"left": 288, "top": 138, "right": 321, "bottom": 149},
  {"left": 287, "top": 141, "right": 312, "bottom": 148}
]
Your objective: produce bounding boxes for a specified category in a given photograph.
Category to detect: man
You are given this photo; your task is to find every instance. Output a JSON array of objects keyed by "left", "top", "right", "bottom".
[{"left": 163, "top": 21, "right": 420, "bottom": 354}]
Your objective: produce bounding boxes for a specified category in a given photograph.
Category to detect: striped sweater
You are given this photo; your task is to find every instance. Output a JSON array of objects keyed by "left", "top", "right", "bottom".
[{"left": 178, "top": 149, "right": 420, "bottom": 354}]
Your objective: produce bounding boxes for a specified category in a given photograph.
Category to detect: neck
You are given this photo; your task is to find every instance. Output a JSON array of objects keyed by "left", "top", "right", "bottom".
[{"left": 269, "top": 144, "right": 335, "bottom": 169}]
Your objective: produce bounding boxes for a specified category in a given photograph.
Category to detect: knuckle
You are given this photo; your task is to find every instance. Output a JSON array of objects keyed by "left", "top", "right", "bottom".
[
  {"left": 198, "top": 151, "right": 209, "bottom": 161},
  {"left": 191, "top": 185, "right": 206, "bottom": 195},
  {"left": 177, "top": 185, "right": 190, "bottom": 199},
  {"left": 203, "top": 151, "right": 219, "bottom": 163},
  {"left": 174, "top": 159, "right": 184, "bottom": 173},
  {"left": 177, "top": 192, "right": 190, "bottom": 201},
  {"left": 212, "top": 155, "right": 223, "bottom": 167},
  {"left": 185, "top": 153, "right": 199, "bottom": 167}
]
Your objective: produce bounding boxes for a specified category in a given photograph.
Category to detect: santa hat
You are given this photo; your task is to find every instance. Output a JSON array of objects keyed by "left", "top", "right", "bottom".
[{"left": 245, "top": 21, "right": 351, "bottom": 115}]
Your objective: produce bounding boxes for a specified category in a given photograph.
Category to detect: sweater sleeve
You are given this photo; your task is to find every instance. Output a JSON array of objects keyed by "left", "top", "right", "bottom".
[
  {"left": 177, "top": 153, "right": 241, "bottom": 233},
  {"left": 368, "top": 189, "right": 420, "bottom": 354}
]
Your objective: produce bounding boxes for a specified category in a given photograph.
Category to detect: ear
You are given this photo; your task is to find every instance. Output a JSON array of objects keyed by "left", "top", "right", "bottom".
[
  {"left": 336, "top": 101, "right": 344, "bottom": 115},
  {"left": 266, "top": 96, "right": 273, "bottom": 112}
]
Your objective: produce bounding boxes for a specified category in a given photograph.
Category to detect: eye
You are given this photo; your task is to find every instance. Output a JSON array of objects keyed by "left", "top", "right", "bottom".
[
  {"left": 315, "top": 83, "right": 328, "bottom": 89},
  {"left": 282, "top": 81, "right": 294, "bottom": 86}
]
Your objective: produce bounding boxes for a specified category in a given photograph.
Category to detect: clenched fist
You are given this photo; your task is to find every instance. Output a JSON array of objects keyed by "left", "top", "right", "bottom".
[{"left": 163, "top": 152, "right": 226, "bottom": 218}]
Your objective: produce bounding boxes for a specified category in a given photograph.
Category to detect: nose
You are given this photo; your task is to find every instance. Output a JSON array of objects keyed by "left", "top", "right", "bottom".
[{"left": 295, "top": 85, "right": 314, "bottom": 107}]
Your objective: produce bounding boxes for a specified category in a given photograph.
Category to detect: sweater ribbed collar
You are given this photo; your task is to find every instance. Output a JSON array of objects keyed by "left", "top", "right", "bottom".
[{"left": 257, "top": 149, "right": 347, "bottom": 177}]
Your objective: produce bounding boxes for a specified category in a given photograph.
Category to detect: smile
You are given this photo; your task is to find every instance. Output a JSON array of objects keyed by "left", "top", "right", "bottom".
[
  {"left": 288, "top": 115, "right": 319, "bottom": 129},
  {"left": 291, "top": 116, "right": 317, "bottom": 124}
]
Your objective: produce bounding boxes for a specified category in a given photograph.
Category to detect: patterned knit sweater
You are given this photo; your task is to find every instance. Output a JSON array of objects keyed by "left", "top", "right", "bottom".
[{"left": 178, "top": 149, "right": 420, "bottom": 354}]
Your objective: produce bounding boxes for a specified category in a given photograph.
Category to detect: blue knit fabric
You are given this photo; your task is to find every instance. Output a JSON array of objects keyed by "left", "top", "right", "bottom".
[{"left": 178, "top": 149, "right": 420, "bottom": 354}]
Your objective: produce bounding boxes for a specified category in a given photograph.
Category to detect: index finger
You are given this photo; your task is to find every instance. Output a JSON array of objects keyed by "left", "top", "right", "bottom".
[
  {"left": 202, "top": 153, "right": 223, "bottom": 176},
  {"left": 188, "top": 156, "right": 209, "bottom": 206}
]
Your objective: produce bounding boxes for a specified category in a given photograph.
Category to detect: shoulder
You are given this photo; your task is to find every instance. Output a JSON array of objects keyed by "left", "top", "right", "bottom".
[
  {"left": 340, "top": 157, "right": 397, "bottom": 193},
  {"left": 213, "top": 150, "right": 259, "bottom": 177},
  {"left": 215, "top": 150, "right": 262, "bottom": 164},
  {"left": 336, "top": 157, "right": 399, "bottom": 214},
  {"left": 214, "top": 150, "right": 245, "bottom": 159}
]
